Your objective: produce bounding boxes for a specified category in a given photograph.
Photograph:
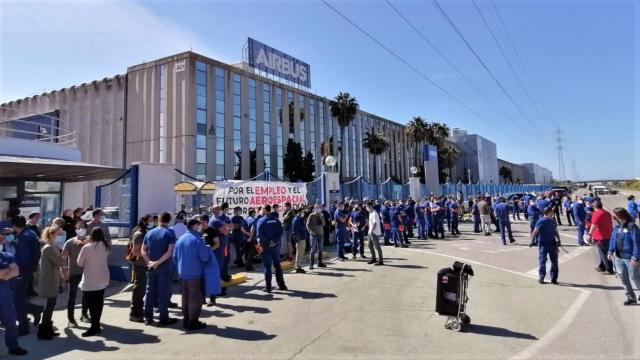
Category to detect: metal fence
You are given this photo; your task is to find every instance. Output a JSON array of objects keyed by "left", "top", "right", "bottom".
[
  {"left": 306, "top": 177, "right": 323, "bottom": 205},
  {"left": 439, "top": 182, "right": 551, "bottom": 198}
]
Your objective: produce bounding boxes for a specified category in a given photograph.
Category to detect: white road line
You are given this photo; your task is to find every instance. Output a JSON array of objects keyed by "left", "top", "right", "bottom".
[
  {"left": 403, "top": 247, "right": 590, "bottom": 360},
  {"left": 510, "top": 291, "right": 590, "bottom": 360}
]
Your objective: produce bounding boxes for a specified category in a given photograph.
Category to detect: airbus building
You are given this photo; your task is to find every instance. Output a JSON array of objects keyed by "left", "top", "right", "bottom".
[{"left": 1, "top": 39, "right": 420, "bottom": 212}]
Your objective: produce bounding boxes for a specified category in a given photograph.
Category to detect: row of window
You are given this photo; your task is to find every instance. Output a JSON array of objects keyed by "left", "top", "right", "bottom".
[{"left": 191, "top": 64, "right": 409, "bottom": 182}]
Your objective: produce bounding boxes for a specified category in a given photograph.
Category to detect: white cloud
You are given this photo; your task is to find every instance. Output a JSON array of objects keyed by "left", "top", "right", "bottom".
[{"left": 0, "top": 0, "right": 215, "bottom": 101}]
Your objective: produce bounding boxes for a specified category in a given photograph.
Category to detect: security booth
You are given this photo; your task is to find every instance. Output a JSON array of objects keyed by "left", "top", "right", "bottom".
[{"left": 0, "top": 155, "right": 125, "bottom": 227}]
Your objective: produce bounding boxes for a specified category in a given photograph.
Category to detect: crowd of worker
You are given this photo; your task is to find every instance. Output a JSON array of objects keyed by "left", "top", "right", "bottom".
[{"left": 0, "top": 190, "right": 638, "bottom": 356}]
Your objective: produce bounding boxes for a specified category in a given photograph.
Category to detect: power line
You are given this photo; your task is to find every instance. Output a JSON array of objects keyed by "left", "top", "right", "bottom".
[
  {"left": 471, "top": 0, "right": 554, "bottom": 131},
  {"left": 319, "top": 0, "right": 532, "bottom": 147},
  {"left": 430, "top": 0, "right": 548, "bottom": 140},
  {"left": 554, "top": 128, "right": 566, "bottom": 181},
  {"left": 488, "top": 0, "right": 559, "bottom": 129},
  {"left": 384, "top": 0, "right": 540, "bottom": 140}
]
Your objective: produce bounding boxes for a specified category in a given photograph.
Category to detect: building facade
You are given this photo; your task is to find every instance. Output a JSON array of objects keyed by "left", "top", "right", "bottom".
[
  {"left": 125, "top": 52, "right": 411, "bottom": 183},
  {"left": 497, "top": 159, "right": 526, "bottom": 184},
  {"left": 449, "top": 129, "right": 499, "bottom": 183},
  {"left": 521, "top": 163, "right": 553, "bottom": 184}
]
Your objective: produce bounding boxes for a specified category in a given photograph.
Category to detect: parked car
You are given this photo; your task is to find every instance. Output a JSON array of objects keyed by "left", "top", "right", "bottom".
[{"left": 591, "top": 185, "right": 618, "bottom": 195}]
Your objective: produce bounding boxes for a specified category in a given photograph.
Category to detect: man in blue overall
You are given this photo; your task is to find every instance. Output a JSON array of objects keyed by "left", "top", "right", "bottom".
[
  {"left": 0, "top": 245, "right": 28, "bottom": 356},
  {"left": 142, "top": 212, "right": 177, "bottom": 326},
  {"left": 528, "top": 199, "right": 542, "bottom": 246},
  {"left": 432, "top": 199, "right": 445, "bottom": 239},
  {"left": 7, "top": 216, "right": 42, "bottom": 336},
  {"left": 390, "top": 203, "right": 406, "bottom": 247},
  {"left": 349, "top": 205, "right": 367, "bottom": 259},
  {"left": 217, "top": 203, "right": 232, "bottom": 282},
  {"left": 256, "top": 205, "right": 287, "bottom": 293},
  {"left": 415, "top": 203, "right": 426, "bottom": 240},
  {"left": 334, "top": 203, "right": 349, "bottom": 260},
  {"left": 404, "top": 199, "right": 415, "bottom": 239},
  {"left": 426, "top": 200, "right": 436, "bottom": 238},
  {"left": 494, "top": 197, "right": 516, "bottom": 245},
  {"left": 449, "top": 199, "right": 460, "bottom": 235},
  {"left": 522, "top": 194, "right": 531, "bottom": 221},
  {"left": 444, "top": 196, "right": 452, "bottom": 233},
  {"left": 573, "top": 197, "right": 587, "bottom": 246},
  {"left": 531, "top": 207, "right": 561, "bottom": 284}
]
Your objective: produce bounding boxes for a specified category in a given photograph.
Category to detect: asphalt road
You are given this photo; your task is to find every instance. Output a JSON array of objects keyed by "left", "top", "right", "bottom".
[{"left": 12, "top": 190, "right": 640, "bottom": 359}]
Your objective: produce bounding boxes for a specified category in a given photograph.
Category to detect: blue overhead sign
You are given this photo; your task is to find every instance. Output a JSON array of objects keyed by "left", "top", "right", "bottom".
[
  {"left": 247, "top": 37, "right": 311, "bottom": 88},
  {"left": 423, "top": 144, "right": 438, "bottom": 161}
]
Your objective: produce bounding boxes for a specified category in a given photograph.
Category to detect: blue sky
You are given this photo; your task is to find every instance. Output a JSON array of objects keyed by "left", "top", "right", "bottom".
[{"left": 1, "top": 0, "right": 638, "bottom": 180}]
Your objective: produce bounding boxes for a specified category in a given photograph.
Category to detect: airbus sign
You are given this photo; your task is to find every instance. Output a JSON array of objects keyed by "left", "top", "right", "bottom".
[{"left": 247, "top": 38, "right": 311, "bottom": 88}]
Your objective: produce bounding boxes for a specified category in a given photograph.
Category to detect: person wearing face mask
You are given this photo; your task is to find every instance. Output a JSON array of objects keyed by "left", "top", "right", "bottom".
[
  {"left": 0, "top": 241, "right": 28, "bottom": 356},
  {"left": 8, "top": 215, "right": 43, "bottom": 336},
  {"left": 306, "top": 204, "right": 326, "bottom": 270},
  {"left": 348, "top": 205, "right": 367, "bottom": 259},
  {"left": 37, "top": 226, "right": 63, "bottom": 340},
  {"left": 62, "top": 221, "right": 90, "bottom": 327},
  {"left": 126, "top": 215, "right": 152, "bottom": 323},
  {"left": 291, "top": 209, "right": 308, "bottom": 273},
  {"left": 573, "top": 196, "right": 587, "bottom": 246},
  {"left": 61, "top": 209, "right": 76, "bottom": 240},
  {"left": 608, "top": 208, "right": 640, "bottom": 305},
  {"left": 86, "top": 209, "right": 111, "bottom": 246},
  {"left": 627, "top": 195, "right": 639, "bottom": 225},
  {"left": 77, "top": 227, "right": 111, "bottom": 337},
  {"left": 26, "top": 211, "right": 42, "bottom": 239},
  {"left": 172, "top": 216, "right": 211, "bottom": 331},
  {"left": 257, "top": 205, "right": 288, "bottom": 293}
]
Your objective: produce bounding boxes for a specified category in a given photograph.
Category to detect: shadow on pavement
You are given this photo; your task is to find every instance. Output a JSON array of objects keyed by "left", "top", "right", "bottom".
[
  {"left": 214, "top": 303, "right": 271, "bottom": 314},
  {"left": 562, "top": 282, "right": 624, "bottom": 291},
  {"left": 464, "top": 324, "right": 538, "bottom": 340},
  {"left": 383, "top": 264, "right": 428, "bottom": 269},
  {"left": 308, "top": 271, "right": 355, "bottom": 278},
  {"left": 279, "top": 289, "right": 337, "bottom": 300},
  {"left": 328, "top": 267, "right": 371, "bottom": 272},
  {"left": 194, "top": 325, "right": 277, "bottom": 341},
  {"left": 98, "top": 324, "right": 161, "bottom": 345}
]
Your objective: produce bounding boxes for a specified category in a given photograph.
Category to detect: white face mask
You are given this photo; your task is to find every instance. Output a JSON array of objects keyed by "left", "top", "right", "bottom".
[
  {"left": 55, "top": 234, "right": 66, "bottom": 248},
  {"left": 76, "top": 228, "right": 87, "bottom": 237}
]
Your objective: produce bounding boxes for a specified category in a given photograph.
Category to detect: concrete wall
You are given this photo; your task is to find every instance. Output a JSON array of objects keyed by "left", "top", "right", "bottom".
[
  {"left": 522, "top": 163, "right": 554, "bottom": 184},
  {"left": 497, "top": 159, "right": 526, "bottom": 183},
  {"left": 0, "top": 76, "right": 127, "bottom": 207},
  {"left": 450, "top": 133, "right": 499, "bottom": 183},
  {"left": 0, "top": 137, "right": 81, "bottom": 161}
]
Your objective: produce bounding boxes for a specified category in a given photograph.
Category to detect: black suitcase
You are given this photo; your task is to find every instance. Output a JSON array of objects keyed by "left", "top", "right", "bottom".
[{"left": 435, "top": 267, "right": 461, "bottom": 316}]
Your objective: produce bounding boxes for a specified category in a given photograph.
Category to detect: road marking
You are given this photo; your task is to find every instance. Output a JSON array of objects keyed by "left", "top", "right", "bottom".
[{"left": 403, "top": 247, "right": 590, "bottom": 360}]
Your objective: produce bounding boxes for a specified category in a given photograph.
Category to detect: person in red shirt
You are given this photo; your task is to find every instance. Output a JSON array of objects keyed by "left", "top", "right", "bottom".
[{"left": 587, "top": 200, "right": 614, "bottom": 274}]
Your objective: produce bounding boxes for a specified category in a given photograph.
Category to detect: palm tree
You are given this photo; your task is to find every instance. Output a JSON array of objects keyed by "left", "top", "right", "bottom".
[
  {"left": 363, "top": 129, "right": 390, "bottom": 184},
  {"left": 405, "top": 116, "right": 428, "bottom": 166},
  {"left": 438, "top": 145, "right": 459, "bottom": 183},
  {"left": 424, "top": 122, "right": 450, "bottom": 149},
  {"left": 329, "top": 92, "right": 359, "bottom": 181}
]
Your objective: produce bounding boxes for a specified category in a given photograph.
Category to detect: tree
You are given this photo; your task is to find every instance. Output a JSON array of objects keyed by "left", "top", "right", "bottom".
[
  {"left": 424, "top": 122, "right": 450, "bottom": 149},
  {"left": 329, "top": 92, "right": 359, "bottom": 181},
  {"left": 362, "top": 128, "right": 390, "bottom": 184},
  {"left": 301, "top": 151, "right": 316, "bottom": 182},
  {"left": 438, "top": 145, "right": 459, "bottom": 183},
  {"left": 499, "top": 166, "right": 513, "bottom": 183},
  {"left": 405, "top": 116, "right": 428, "bottom": 166},
  {"left": 283, "top": 139, "right": 304, "bottom": 182}
]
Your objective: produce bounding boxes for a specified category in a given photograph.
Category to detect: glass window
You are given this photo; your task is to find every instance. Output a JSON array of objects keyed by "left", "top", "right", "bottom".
[
  {"left": 216, "top": 100, "right": 225, "bottom": 112},
  {"left": 196, "top": 71, "right": 206, "bottom": 86},
  {"left": 232, "top": 81, "right": 240, "bottom": 94},
  {"left": 196, "top": 149, "right": 206, "bottom": 164},
  {"left": 196, "top": 61, "right": 207, "bottom": 72},
  {"left": 197, "top": 123, "right": 206, "bottom": 134},
  {"left": 197, "top": 109, "right": 207, "bottom": 125},
  {"left": 24, "top": 181, "right": 61, "bottom": 193},
  {"left": 216, "top": 150, "right": 224, "bottom": 164},
  {"left": 197, "top": 84, "right": 206, "bottom": 97},
  {"left": 197, "top": 135, "right": 206, "bottom": 149},
  {"left": 196, "top": 164, "right": 206, "bottom": 176},
  {"left": 197, "top": 95, "right": 206, "bottom": 110}
]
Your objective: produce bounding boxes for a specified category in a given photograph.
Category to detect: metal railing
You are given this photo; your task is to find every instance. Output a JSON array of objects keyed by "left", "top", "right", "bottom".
[{"left": 0, "top": 110, "right": 78, "bottom": 148}]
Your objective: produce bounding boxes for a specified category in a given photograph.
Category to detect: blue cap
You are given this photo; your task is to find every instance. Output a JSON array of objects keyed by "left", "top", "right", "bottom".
[{"left": 211, "top": 220, "right": 225, "bottom": 229}]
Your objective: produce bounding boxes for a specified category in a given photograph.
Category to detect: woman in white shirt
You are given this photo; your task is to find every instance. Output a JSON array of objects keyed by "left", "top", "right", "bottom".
[{"left": 77, "top": 227, "right": 110, "bottom": 337}]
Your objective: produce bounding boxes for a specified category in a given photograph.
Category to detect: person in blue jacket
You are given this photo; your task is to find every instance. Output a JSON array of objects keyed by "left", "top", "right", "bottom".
[
  {"left": 563, "top": 196, "right": 574, "bottom": 226},
  {"left": 0, "top": 247, "right": 28, "bottom": 356},
  {"left": 217, "top": 203, "right": 232, "bottom": 282},
  {"left": 291, "top": 209, "right": 309, "bottom": 273},
  {"left": 173, "top": 216, "right": 211, "bottom": 331},
  {"left": 536, "top": 195, "right": 550, "bottom": 213},
  {"left": 142, "top": 212, "right": 177, "bottom": 326},
  {"left": 349, "top": 205, "right": 367, "bottom": 259},
  {"left": 230, "top": 207, "right": 246, "bottom": 268},
  {"left": 431, "top": 199, "right": 446, "bottom": 239},
  {"left": 449, "top": 200, "right": 460, "bottom": 235},
  {"left": 390, "top": 203, "right": 407, "bottom": 247},
  {"left": 522, "top": 194, "right": 531, "bottom": 220},
  {"left": 380, "top": 202, "right": 392, "bottom": 245},
  {"left": 527, "top": 199, "right": 542, "bottom": 246},
  {"left": 494, "top": 197, "right": 516, "bottom": 245},
  {"left": 404, "top": 199, "right": 415, "bottom": 238},
  {"left": 334, "top": 203, "right": 349, "bottom": 260},
  {"left": 627, "top": 195, "right": 638, "bottom": 224},
  {"left": 256, "top": 205, "right": 288, "bottom": 293},
  {"left": 444, "top": 197, "right": 452, "bottom": 233},
  {"left": 7, "top": 215, "right": 43, "bottom": 336},
  {"left": 573, "top": 197, "right": 587, "bottom": 246},
  {"left": 531, "top": 206, "right": 561, "bottom": 284},
  {"left": 415, "top": 204, "right": 426, "bottom": 240},
  {"left": 608, "top": 207, "right": 640, "bottom": 305}
]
